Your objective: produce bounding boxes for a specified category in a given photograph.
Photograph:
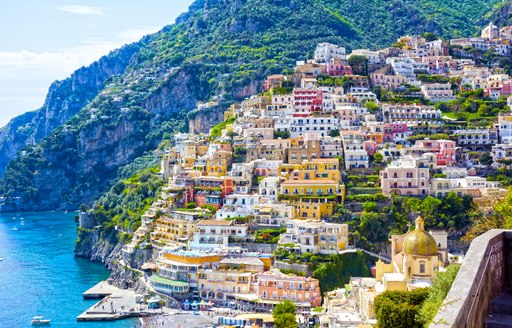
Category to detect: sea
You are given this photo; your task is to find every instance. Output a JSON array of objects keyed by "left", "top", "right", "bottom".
[{"left": 0, "top": 212, "right": 138, "bottom": 328}]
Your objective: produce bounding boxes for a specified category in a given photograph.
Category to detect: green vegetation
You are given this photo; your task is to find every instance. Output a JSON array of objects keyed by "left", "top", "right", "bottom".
[
  {"left": 274, "top": 250, "right": 373, "bottom": 293},
  {"left": 273, "top": 300, "right": 298, "bottom": 328},
  {"left": 375, "top": 289, "right": 430, "bottom": 328},
  {"left": 255, "top": 228, "right": 286, "bottom": 244},
  {"left": 92, "top": 166, "right": 163, "bottom": 237},
  {"left": 419, "top": 265, "right": 461, "bottom": 326},
  {"left": 436, "top": 89, "right": 509, "bottom": 126},
  {"left": 465, "top": 187, "right": 512, "bottom": 241},
  {"left": 210, "top": 118, "right": 235, "bottom": 138},
  {"left": 374, "top": 264, "right": 460, "bottom": 327}
]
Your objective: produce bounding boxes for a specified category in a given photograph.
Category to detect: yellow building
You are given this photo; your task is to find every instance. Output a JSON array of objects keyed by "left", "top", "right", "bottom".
[
  {"left": 224, "top": 103, "right": 239, "bottom": 121},
  {"left": 150, "top": 210, "right": 208, "bottom": 247},
  {"left": 182, "top": 156, "right": 196, "bottom": 169},
  {"left": 206, "top": 150, "right": 231, "bottom": 177},
  {"left": 295, "top": 199, "right": 336, "bottom": 220},
  {"left": 198, "top": 269, "right": 254, "bottom": 303}
]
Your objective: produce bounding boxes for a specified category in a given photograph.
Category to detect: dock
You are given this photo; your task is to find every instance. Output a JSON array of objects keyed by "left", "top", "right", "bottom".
[
  {"left": 82, "top": 281, "right": 122, "bottom": 299},
  {"left": 78, "top": 281, "right": 160, "bottom": 322}
]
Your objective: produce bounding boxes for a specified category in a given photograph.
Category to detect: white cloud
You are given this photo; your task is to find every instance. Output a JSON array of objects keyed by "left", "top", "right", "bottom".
[{"left": 57, "top": 5, "right": 105, "bottom": 16}]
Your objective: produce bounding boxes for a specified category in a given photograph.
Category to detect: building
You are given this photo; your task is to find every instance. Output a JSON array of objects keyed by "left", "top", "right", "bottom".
[
  {"left": 259, "top": 177, "right": 281, "bottom": 202},
  {"left": 327, "top": 58, "right": 352, "bottom": 76},
  {"left": 420, "top": 83, "right": 456, "bottom": 102},
  {"left": 278, "top": 220, "right": 348, "bottom": 254},
  {"left": 453, "top": 128, "right": 498, "bottom": 151},
  {"left": 380, "top": 156, "right": 430, "bottom": 196},
  {"left": 382, "top": 103, "right": 442, "bottom": 126},
  {"left": 151, "top": 249, "right": 222, "bottom": 300},
  {"left": 376, "top": 216, "right": 447, "bottom": 288},
  {"left": 189, "top": 220, "right": 250, "bottom": 250},
  {"left": 257, "top": 269, "right": 322, "bottom": 308},
  {"left": 150, "top": 210, "right": 208, "bottom": 247},
  {"left": 497, "top": 114, "right": 512, "bottom": 144},
  {"left": 315, "top": 43, "right": 346, "bottom": 63},
  {"left": 403, "top": 139, "right": 457, "bottom": 166}
]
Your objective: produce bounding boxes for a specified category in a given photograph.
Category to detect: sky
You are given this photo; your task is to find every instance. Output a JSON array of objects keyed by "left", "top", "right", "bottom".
[{"left": 0, "top": 0, "right": 194, "bottom": 128}]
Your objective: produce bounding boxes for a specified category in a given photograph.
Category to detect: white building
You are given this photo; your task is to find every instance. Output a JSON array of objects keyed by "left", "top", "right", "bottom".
[
  {"left": 315, "top": 43, "right": 346, "bottom": 63},
  {"left": 279, "top": 220, "right": 349, "bottom": 254},
  {"left": 216, "top": 194, "right": 261, "bottom": 220},
  {"left": 421, "top": 83, "right": 456, "bottom": 102},
  {"left": 259, "top": 177, "right": 280, "bottom": 202},
  {"left": 289, "top": 116, "right": 339, "bottom": 138},
  {"left": 189, "top": 220, "right": 250, "bottom": 250},
  {"left": 349, "top": 49, "right": 381, "bottom": 65}
]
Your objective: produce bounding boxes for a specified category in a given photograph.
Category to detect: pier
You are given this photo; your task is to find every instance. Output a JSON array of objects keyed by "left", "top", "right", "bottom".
[{"left": 78, "top": 281, "right": 161, "bottom": 322}]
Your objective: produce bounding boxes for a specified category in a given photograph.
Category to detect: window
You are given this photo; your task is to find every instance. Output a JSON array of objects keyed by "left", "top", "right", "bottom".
[{"left": 419, "top": 261, "right": 426, "bottom": 274}]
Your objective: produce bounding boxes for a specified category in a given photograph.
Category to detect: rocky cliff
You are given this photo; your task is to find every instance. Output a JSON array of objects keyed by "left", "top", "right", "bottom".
[
  {"left": 75, "top": 227, "right": 154, "bottom": 290},
  {"left": 0, "top": 43, "right": 141, "bottom": 177}
]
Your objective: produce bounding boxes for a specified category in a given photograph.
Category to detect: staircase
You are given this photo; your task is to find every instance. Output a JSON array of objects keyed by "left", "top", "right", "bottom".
[{"left": 486, "top": 289, "right": 512, "bottom": 328}]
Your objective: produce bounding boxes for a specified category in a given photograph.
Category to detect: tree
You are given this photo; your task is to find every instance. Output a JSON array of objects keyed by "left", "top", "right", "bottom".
[
  {"left": 418, "top": 264, "right": 461, "bottom": 326},
  {"left": 373, "top": 152, "right": 383, "bottom": 164},
  {"left": 480, "top": 152, "right": 493, "bottom": 166},
  {"left": 273, "top": 300, "right": 298, "bottom": 328},
  {"left": 348, "top": 55, "right": 369, "bottom": 75},
  {"left": 421, "top": 32, "right": 439, "bottom": 42},
  {"left": 329, "top": 129, "right": 340, "bottom": 137},
  {"left": 375, "top": 289, "right": 429, "bottom": 328}
]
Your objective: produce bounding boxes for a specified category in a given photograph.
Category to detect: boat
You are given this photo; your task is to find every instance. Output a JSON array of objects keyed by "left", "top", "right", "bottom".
[
  {"left": 12, "top": 227, "right": 18, "bottom": 231},
  {"left": 31, "top": 316, "right": 51, "bottom": 325},
  {"left": 0, "top": 258, "right": 4, "bottom": 261}
]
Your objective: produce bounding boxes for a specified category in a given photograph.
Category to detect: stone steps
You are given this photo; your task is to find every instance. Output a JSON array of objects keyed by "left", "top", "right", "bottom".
[{"left": 486, "top": 289, "right": 512, "bottom": 328}]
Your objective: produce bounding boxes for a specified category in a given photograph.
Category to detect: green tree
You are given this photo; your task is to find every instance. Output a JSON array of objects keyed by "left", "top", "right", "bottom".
[
  {"left": 375, "top": 289, "right": 429, "bottom": 328},
  {"left": 348, "top": 55, "right": 369, "bottom": 75},
  {"left": 273, "top": 300, "right": 298, "bottom": 328},
  {"left": 374, "top": 152, "right": 384, "bottom": 164},
  {"left": 419, "top": 264, "right": 461, "bottom": 326}
]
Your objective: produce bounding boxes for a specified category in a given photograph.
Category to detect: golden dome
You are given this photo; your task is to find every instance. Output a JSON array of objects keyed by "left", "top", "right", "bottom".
[{"left": 402, "top": 216, "right": 438, "bottom": 256}]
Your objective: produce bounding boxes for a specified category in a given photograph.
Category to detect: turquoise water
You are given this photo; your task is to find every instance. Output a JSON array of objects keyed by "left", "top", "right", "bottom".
[{"left": 0, "top": 212, "right": 137, "bottom": 328}]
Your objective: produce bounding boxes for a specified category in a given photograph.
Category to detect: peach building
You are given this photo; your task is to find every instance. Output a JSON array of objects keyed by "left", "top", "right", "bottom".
[
  {"left": 257, "top": 269, "right": 322, "bottom": 308},
  {"left": 380, "top": 156, "right": 430, "bottom": 196}
]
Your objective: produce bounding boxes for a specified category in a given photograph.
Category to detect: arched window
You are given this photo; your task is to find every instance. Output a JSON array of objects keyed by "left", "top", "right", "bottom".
[{"left": 419, "top": 261, "right": 426, "bottom": 274}]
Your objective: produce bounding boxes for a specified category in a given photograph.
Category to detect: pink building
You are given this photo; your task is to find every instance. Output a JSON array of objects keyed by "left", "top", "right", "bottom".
[
  {"left": 327, "top": 58, "right": 352, "bottom": 76},
  {"left": 293, "top": 89, "right": 323, "bottom": 116},
  {"left": 383, "top": 123, "right": 409, "bottom": 143},
  {"left": 257, "top": 270, "right": 322, "bottom": 308},
  {"left": 413, "top": 139, "right": 456, "bottom": 166}
]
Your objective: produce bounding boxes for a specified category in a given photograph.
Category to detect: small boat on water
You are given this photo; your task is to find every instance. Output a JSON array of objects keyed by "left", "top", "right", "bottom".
[
  {"left": 12, "top": 227, "right": 18, "bottom": 231},
  {"left": 0, "top": 258, "right": 4, "bottom": 261},
  {"left": 31, "top": 316, "right": 51, "bottom": 325}
]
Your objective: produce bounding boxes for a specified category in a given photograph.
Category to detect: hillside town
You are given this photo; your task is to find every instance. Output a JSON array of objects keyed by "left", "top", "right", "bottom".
[{"left": 78, "top": 23, "right": 512, "bottom": 327}]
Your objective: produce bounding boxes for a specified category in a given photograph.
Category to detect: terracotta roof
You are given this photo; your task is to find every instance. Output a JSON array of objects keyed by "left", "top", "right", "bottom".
[{"left": 197, "top": 220, "right": 233, "bottom": 226}]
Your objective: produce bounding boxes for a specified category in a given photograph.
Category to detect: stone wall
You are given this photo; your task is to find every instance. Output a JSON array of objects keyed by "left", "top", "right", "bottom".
[
  {"left": 430, "top": 229, "right": 512, "bottom": 328},
  {"left": 274, "top": 260, "right": 311, "bottom": 277},
  {"left": 229, "top": 243, "right": 278, "bottom": 254}
]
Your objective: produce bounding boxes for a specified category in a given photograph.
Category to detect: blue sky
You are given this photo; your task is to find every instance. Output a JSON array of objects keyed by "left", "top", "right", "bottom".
[{"left": 0, "top": 0, "right": 194, "bottom": 127}]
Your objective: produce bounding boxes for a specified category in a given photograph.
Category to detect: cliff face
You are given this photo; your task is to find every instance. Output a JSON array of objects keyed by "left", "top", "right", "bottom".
[
  {"left": 75, "top": 228, "right": 154, "bottom": 290},
  {"left": 0, "top": 43, "right": 140, "bottom": 177}
]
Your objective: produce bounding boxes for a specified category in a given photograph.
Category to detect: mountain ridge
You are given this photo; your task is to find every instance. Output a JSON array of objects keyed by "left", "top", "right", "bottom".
[{"left": 0, "top": 0, "right": 507, "bottom": 211}]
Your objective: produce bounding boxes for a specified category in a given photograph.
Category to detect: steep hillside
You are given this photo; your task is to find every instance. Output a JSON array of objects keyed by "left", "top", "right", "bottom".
[
  {"left": 0, "top": 0, "right": 503, "bottom": 211},
  {"left": 484, "top": 0, "right": 512, "bottom": 26},
  {"left": 0, "top": 43, "right": 141, "bottom": 176}
]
